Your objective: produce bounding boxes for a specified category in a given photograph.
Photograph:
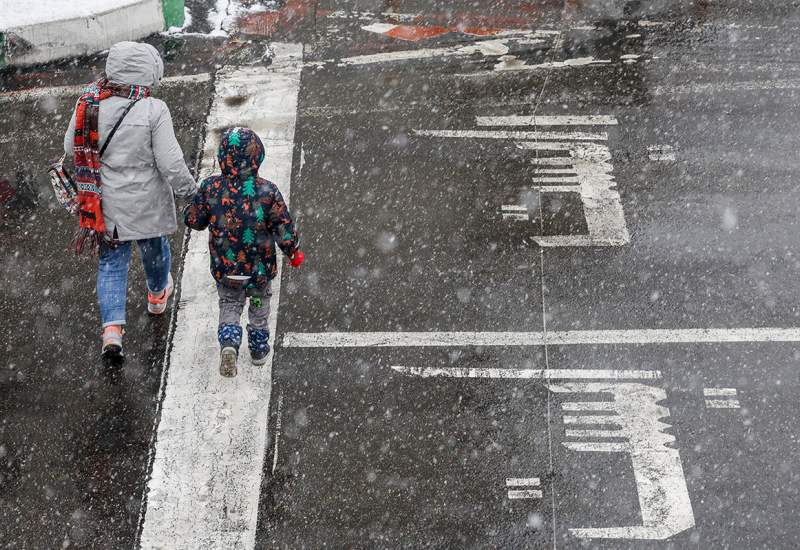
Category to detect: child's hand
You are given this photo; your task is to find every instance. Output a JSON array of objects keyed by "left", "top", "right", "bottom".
[{"left": 288, "top": 250, "right": 305, "bottom": 268}]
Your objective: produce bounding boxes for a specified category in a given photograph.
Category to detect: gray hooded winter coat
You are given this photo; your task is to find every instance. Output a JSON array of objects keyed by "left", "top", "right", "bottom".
[{"left": 64, "top": 41, "right": 196, "bottom": 241}]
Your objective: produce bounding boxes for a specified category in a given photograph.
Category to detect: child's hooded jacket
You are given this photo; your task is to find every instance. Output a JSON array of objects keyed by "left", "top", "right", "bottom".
[{"left": 184, "top": 127, "right": 299, "bottom": 288}]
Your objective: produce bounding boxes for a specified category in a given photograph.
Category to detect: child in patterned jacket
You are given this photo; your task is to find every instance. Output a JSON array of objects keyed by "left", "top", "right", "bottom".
[{"left": 184, "top": 127, "right": 304, "bottom": 376}]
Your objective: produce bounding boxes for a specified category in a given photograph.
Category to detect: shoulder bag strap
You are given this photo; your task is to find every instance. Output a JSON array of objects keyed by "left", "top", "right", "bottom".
[{"left": 99, "top": 97, "right": 142, "bottom": 157}]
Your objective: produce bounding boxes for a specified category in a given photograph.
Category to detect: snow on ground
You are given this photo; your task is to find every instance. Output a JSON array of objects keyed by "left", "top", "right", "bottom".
[
  {"left": 0, "top": 0, "right": 146, "bottom": 29},
  {"left": 206, "top": 0, "right": 278, "bottom": 37}
]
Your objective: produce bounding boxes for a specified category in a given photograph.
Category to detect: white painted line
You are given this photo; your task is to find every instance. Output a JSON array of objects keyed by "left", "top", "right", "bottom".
[
  {"left": 138, "top": 44, "right": 303, "bottom": 550},
  {"left": 565, "top": 429, "right": 624, "bottom": 439},
  {"left": 652, "top": 78, "right": 800, "bottom": 96},
  {"left": 703, "top": 388, "right": 737, "bottom": 397},
  {"left": 502, "top": 213, "right": 529, "bottom": 221},
  {"left": 456, "top": 57, "right": 611, "bottom": 77},
  {"left": 0, "top": 73, "right": 212, "bottom": 103},
  {"left": 531, "top": 185, "right": 580, "bottom": 193},
  {"left": 564, "top": 441, "right": 626, "bottom": 452},
  {"left": 506, "top": 477, "right": 541, "bottom": 487},
  {"left": 508, "top": 489, "right": 543, "bottom": 499},
  {"left": 563, "top": 415, "right": 619, "bottom": 425},
  {"left": 413, "top": 129, "right": 608, "bottom": 141},
  {"left": 284, "top": 327, "right": 800, "bottom": 347},
  {"left": 534, "top": 168, "right": 578, "bottom": 174},
  {"left": 530, "top": 157, "right": 574, "bottom": 165},
  {"left": 561, "top": 402, "right": 618, "bottom": 411},
  {"left": 391, "top": 367, "right": 661, "bottom": 380},
  {"left": 312, "top": 35, "right": 549, "bottom": 67},
  {"left": 705, "top": 399, "right": 741, "bottom": 409},
  {"left": 516, "top": 141, "right": 581, "bottom": 150},
  {"left": 476, "top": 115, "right": 618, "bottom": 126},
  {"left": 501, "top": 205, "right": 529, "bottom": 221},
  {"left": 530, "top": 176, "right": 580, "bottom": 183}
]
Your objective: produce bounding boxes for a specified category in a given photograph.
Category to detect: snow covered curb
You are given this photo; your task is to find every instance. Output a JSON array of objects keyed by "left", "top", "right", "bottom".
[{"left": 0, "top": 0, "right": 184, "bottom": 67}]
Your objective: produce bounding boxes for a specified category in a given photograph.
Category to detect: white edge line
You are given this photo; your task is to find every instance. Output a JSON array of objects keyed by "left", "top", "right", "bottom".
[
  {"left": 282, "top": 327, "right": 800, "bottom": 347},
  {"left": 476, "top": 115, "right": 618, "bottom": 126},
  {"left": 390, "top": 367, "right": 661, "bottom": 380}
]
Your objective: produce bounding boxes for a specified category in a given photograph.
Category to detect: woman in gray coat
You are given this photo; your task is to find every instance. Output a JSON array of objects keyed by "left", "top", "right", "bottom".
[{"left": 64, "top": 41, "right": 196, "bottom": 363}]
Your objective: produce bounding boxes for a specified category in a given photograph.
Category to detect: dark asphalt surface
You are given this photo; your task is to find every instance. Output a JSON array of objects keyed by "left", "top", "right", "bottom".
[{"left": 3, "top": 0, "right": 800, "bottom": 548}]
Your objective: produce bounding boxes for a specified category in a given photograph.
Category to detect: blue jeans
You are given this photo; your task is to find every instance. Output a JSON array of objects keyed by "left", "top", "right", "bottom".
[{"left": 97, "top": 236, "right": 171, "bottom": 327}]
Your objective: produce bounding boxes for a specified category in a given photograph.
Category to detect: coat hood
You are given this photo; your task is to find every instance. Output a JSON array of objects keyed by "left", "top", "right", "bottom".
[
  {"left": 217, "top": 127, "right": 265, "bottom": 179},
  {"left": 105, "top": 42, "right": 164, "bottom": 88}
]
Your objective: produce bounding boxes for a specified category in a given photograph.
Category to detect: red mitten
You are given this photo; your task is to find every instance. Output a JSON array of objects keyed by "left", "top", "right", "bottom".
[{"left": 289, "top": 250, "right": 305, "bottom": 268}]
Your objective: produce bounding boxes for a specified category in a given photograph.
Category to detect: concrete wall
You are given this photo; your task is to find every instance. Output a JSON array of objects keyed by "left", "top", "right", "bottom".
[{"left": 2, "top": 0, "right": 185, "bottom": 67}]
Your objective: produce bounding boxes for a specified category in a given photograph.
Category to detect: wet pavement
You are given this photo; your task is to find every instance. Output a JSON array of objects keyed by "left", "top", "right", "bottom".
[{"left": 2, "top": 1, "right": 800, "bottom": 548}]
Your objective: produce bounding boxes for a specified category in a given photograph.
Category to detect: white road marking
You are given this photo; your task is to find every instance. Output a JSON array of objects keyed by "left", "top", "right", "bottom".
[
  {"left": 0, "top": 73, "right": 212, "bottom": 103},
  {"left": 311, "top": 34, "right": 551, "bottom": 67},
  {"left": 522, "top": 141, "right": 628, "bottom": 247},
  {"left": 284, "top": 327, "right": 800, "bottom": 347},
  {"left": 456, "top": 57, "right": 611, "bottom": 77},
  {"left": 563, "top": 415, "right": 620, "bottom": 425},
  {"left": 530, "top": 185, "right": 580, "bottom": 193},
  {"left": 397, "top": 366, "right": 694, "bottom": 540},
  {"left": 414, "top": 116, "right": 628, "bottom": 247},
  {"left": 530, "top": 157, "right": 574, "bottom": 165},
  {"left": 501, "top": 205, "right": 530, "bottom": 221},
  {"left": 391, "top": 367, "right": 661, "bottom": 380},
  {"left": 565, "top": 429, "right": 623, "bottom": 438},
  {"left": 534, "top": 167, "right": 577, "bottom": 173},
  {"left": 648, "top": 144, "right": 675, "bottom": 161},
  {"left": 477, "top": 115, "right": 618, "bottom": 126},
  {"left": 703, "top": 387, "right": 737, "bottom": 396},
  {"left": 652, "top": 78, "right": 800, "bottom": 96},
  {"left": 554, "top": 383, "right": 694, "bottom": 540},
  {"left": 138, "top": 43, "right": 302, "bottom": 550},
  {"left": 413, "top": 129, "right": 608, "bottom": 141},
  {"left": 703, "top": 388, "right": 741, "bottom": 409},
  {"left": 508, "top": 489, "right": 543, "bottom": 499},
  {"left": 530, "top": 176, "right": 579, "bottom": 183},
  {"left": 506, "top": 477, "right": 541, "bottom": 487},
  {"left": 705, "top": 399, "right": 741, "bottom": 409}
]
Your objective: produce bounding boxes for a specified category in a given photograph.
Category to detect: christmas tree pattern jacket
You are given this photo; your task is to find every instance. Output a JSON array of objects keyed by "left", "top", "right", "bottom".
[{"left": 184, "top": 127, "right": 299, "bottom": 288}]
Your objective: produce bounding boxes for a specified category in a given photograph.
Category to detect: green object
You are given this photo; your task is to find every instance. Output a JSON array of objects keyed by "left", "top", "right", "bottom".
[
  {"left": 225, "top": 249, "right": 236, "bottom": 262},
  {"left": 250, "top": 296, "right": 262, "bottom": 308},
  {"left": 228, "top": 129, "right": 241, "bottom": 147},
  {"left": 161, "top": 0, "right": 185, "bottom": 29},
  {"left": 255, "top": 205, "right": 265, "bottom": 223},
  {"left": 243, "top": 177, "right": 256, "bottom": 197},
  {"left": 242, "top": 227, "right": 255, "bottom": 245}
]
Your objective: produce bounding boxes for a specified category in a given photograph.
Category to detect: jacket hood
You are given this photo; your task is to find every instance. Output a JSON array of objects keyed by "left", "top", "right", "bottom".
[
  {"left": 217, "top": 127, "right": 265, "bottom": 179},
  {"left": 105, "top": 42, "right": 164, "bottom": 88}
]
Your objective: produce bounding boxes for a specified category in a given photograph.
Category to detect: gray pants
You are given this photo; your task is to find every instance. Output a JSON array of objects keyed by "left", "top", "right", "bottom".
[{"left": 217, "top": 280, "right": 272, "bottom": 330}]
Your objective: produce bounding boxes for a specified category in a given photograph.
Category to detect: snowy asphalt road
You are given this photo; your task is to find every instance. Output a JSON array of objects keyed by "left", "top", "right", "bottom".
[{"left": 2, "top": 1, "right": 800, "bottom": 548}]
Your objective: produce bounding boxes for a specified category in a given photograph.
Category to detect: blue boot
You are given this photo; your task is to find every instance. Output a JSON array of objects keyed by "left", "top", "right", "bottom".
[
  {"left": 218, "top": 324, "right": 242, "bottom": 377},
  {"left": 247, "top": 324, "right": 271, "bottom": 366}
]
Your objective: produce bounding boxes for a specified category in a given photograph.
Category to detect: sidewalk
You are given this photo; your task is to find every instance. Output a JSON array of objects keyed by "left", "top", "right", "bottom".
[{"left": 0, "top": 0, "right": 184, "bottom": 67}]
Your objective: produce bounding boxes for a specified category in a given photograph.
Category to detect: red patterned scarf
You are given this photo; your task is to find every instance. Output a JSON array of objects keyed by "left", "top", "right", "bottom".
[{"left": 72, "top": 79, "right": 150, "bottom": 254}]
